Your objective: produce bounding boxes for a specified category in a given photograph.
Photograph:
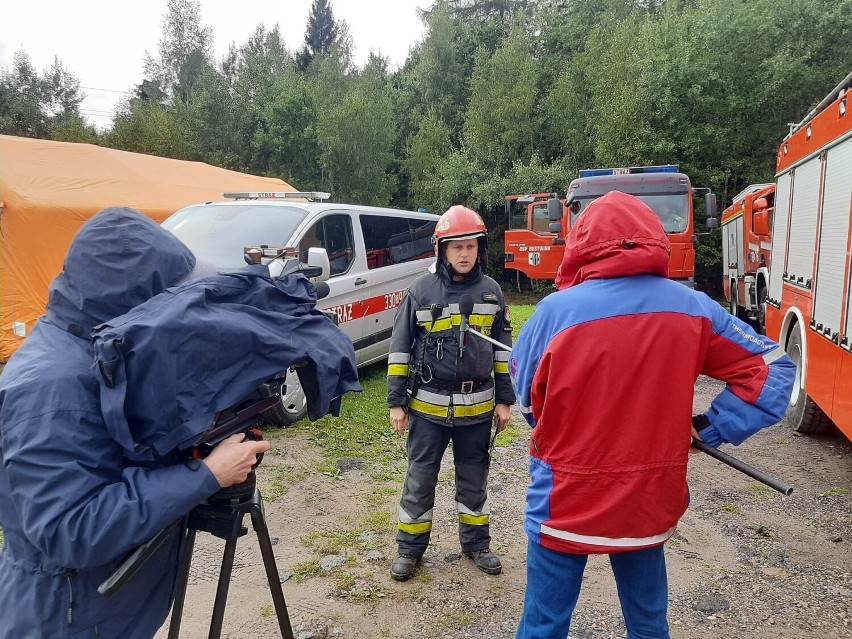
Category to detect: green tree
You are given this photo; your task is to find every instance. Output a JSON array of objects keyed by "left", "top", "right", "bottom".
[
  {"left": 316, "top": 77, "right": 397, "bottom": 205},
  {"left": 410, "top": 3, "right": 469, "bottom": 140},
  {"left": 464, "top": 34, "right": 540, "bottom": 171},
  {"left": 296, "top": 0, "right": 340, "bottom": 72},
  {"left": 0, "top": 50, "right": 92, "bottom": 141},
  {"left": 405, "top": 110, "right": 454, "bottom": 208},
  {"left": 143, "top": 0, "right": 214, "bottom": 105}
]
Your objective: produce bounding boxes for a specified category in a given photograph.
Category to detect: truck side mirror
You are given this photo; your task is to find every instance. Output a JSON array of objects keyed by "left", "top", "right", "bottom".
[
  {"left": 549, "top": 222, "right": 563, "bottom": 234},
  {"left": 753, "top": 210, "right": 771, "bottom": 236},
  {"left": 705, "top": 217, "right": 719, "bottom": 230},
  {"left": 705, "top": 192, "right": 718, "bottom": 219},
  {"left": 547, "top": 197, "right": 562, "bottom": 222}
]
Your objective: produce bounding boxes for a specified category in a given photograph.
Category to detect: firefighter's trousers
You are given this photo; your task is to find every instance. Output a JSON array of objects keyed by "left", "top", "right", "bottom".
[{"left": 396, "top": 413, "right": 493, "bottom": 557}]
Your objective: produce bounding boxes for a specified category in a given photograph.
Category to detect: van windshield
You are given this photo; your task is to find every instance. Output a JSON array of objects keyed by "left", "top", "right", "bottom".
[{"left": 163, "top": 204, "right": 309, "bottom": 269}]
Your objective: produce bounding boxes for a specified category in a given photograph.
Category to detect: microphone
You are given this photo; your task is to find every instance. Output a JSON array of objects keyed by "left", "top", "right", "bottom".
[
  {"left": 458, "top": 293, "right": 474, "bottom": 358},
  {"left": 315, "top": 281, "right": 331, "bottom": 300}
]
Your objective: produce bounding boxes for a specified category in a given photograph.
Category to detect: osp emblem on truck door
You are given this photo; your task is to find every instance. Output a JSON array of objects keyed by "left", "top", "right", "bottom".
[{"left": 528, "top": 252, "right": 541, "bottom": 266}]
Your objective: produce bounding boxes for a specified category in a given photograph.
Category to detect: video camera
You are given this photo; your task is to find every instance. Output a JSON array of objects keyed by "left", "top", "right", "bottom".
[{"left": 97, "top": 382, "right": 283, "bottom": 598}]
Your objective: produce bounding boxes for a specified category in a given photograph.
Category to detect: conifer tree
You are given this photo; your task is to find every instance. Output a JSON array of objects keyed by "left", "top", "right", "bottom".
[{"left": 296, "top": 0, "right": 339, "bottom": 72}]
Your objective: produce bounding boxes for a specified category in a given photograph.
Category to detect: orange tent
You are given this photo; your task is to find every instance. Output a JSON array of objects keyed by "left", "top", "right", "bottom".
[{"left": 0, "top": 135, "right": 296, "bottom": 362}]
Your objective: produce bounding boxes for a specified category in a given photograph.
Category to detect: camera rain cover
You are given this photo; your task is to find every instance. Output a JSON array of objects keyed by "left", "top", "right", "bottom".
[{"left": 93, "top": 265, "right": 361, "bottom": 458}]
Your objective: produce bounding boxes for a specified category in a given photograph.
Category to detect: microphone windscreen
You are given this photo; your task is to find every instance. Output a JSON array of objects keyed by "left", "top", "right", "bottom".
[
  {"left": 459, "top": 293, "right": 474, "bottom": 315},
  {"left": 315, "top": 281, "right": 331, "bottom": 300}
]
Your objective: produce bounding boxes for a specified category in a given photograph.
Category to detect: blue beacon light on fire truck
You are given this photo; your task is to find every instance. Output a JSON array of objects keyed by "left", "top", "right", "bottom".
[{"left": 578, "top": 165, "right": 679, "bottom": 178}]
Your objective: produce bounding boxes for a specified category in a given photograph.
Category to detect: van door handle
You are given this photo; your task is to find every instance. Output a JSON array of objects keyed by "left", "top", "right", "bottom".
[{"left": 355, "top": 278, "right": 367, "bottom": 285}]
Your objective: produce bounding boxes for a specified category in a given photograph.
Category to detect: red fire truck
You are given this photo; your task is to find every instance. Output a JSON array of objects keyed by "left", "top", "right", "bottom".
[
  {"left": 504, "top": 165, "right": 717, "bottom": 289},
  {"left": 765, "top": 71, "right": 852, "bottom": 439},
  {"left": 721, "top": 183, "right": 776, "bottom": 332}
]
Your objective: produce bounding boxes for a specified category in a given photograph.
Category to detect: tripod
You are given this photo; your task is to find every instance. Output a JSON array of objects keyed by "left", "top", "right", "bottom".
[{"left": 168, "top": 488, "right": 294, "bottom": 639}]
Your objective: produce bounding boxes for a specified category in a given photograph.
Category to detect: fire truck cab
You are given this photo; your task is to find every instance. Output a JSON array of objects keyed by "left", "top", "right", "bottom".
[
  {"left": 504, "top": 166, "right": 717, "bottom": 289},
  {"left": 721, "top": 183, "right": 775, "bottom": 332}
]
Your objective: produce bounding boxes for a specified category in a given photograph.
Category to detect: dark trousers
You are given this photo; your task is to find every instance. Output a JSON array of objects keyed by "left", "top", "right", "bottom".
[{"left": 396, "top": 413, "right": 492, "bottom": 556}]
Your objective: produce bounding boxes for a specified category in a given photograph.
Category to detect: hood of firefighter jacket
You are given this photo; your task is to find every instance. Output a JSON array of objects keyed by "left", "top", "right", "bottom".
[
  {"left": 47, "top": 207, "right": 196, "bottom": 337},
  {"left": 555, "top": 190, "right": 670, "bottom": 290}
]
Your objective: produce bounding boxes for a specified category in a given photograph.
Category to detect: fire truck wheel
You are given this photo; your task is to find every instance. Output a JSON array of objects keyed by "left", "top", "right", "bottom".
[
  {"left": 784, "top": 328, "right": 830, "bottom": 434},
  {"left": 730, "top": 290, "right": 747, "bottom": 322},
  {"left": 756, "top": 288, "right": 767, "bottom": 335},
  {"left": 263, "top": 368, "right": 308, "bottom": 427}
]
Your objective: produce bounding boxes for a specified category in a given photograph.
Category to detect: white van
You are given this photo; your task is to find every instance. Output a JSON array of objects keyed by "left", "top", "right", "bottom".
[{"left": 162, "top": 192, "right": 439, "bottom": 425}]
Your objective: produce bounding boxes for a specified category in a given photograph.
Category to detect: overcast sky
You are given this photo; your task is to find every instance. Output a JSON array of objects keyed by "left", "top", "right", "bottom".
[{"left": 0, "top": 0, "right": 433, "bottom": 129}]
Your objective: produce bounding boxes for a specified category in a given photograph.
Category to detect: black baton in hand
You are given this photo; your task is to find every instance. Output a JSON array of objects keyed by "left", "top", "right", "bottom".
[{"left": 692, "top": 439, "right": 793, "bottom": 495}]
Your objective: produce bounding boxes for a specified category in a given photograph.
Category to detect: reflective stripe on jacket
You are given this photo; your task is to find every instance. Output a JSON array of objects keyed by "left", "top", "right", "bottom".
[{"left": 387, "top": 267, "right": 515, "bottom": 426}]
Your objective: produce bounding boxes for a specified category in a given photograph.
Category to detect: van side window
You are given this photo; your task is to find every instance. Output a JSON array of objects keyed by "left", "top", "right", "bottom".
[
  {"left": 299, "top": 214, "right": 355, "bottom": 276},
  {"left": 361, "top": 215, "right": 437, "bottom": 270}
]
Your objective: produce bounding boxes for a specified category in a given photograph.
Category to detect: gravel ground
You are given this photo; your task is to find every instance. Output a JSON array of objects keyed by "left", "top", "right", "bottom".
[{"left": 156, "top": 376, "right": 852, "bottom": 639}]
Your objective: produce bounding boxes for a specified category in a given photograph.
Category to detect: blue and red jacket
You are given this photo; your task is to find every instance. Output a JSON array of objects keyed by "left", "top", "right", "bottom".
[{"left": 510, "top": 191, "right": 795, "bottom": 556}]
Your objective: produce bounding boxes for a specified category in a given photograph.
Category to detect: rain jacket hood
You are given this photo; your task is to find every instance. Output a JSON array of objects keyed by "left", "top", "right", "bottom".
[
  {"left": 47, "top": 207, "right": 195, "bottom": 337},
  {"left": 555, "top": 191, "right": 670, "bottom": 290}
]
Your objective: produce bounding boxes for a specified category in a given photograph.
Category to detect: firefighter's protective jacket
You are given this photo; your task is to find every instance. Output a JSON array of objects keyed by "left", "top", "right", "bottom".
[
  {"left": 510, "top": 191, "right": 795, "bottom": 556},
  {"left": 387, "top": 264, "right": 515, "bottom": 425}
]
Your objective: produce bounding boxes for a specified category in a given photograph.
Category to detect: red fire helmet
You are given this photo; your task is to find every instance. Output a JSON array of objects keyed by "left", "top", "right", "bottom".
[{"left": 433, "top": 205, "right": 488, "bottom": 256}]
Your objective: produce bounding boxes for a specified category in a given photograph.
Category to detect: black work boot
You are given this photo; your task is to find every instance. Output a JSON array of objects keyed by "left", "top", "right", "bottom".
[
  {"left": 390, "top": 552, "right": 420, "bottom": 581},
  {"left": 464, "top": 548, "right": 502, "bottom": 575}
]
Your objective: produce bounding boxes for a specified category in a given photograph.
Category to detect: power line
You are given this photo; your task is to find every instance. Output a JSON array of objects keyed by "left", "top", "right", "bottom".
[{"left": 80, "top": 85, "right": 128, "bottom": 94}]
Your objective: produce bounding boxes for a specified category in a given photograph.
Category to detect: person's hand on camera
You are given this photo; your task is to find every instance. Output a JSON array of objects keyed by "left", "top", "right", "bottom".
[
  {"left": 390, "top": 406, "right": 409, "bottom": 434},
  {"left": 203, "top": 433, "right": 271, "bottom": 488}
]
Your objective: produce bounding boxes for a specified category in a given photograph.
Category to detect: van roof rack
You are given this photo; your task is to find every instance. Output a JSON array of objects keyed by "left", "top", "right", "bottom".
[{"left": 223, "top": 191, "right": 331, "bottom": 201}]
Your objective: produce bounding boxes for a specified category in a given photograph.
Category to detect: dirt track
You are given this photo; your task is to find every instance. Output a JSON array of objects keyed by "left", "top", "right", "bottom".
[{"left": 156, "top": 376, "right": 852, "bottom": 639}]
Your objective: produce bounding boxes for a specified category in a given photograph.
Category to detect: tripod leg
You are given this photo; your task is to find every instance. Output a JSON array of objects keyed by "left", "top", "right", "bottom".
[
  {"left": 208, "top": 536, "right": 239, "bottom": 639},
  {"left": 168, "top": 528, "right": 197, "bottom": 639},
  {"left": 250, "top": 491, "right": 295, "bottom": 639}
]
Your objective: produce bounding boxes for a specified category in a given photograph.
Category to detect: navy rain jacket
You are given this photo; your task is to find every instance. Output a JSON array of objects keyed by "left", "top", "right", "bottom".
[
  {"left": 92, "top": 266, "right": 361, "bottom": 458},
  {"left": 0, "top": 208, "right": 221, "bottom": 638}
]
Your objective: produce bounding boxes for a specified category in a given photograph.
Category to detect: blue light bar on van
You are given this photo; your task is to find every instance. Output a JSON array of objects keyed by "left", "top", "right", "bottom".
[{"left": 578, "top": 165, "right": 679, "bottom": 178}]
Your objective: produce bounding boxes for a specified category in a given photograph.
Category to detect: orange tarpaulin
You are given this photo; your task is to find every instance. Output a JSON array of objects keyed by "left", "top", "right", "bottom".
[{"left": 0, "top": 135, "right": 296, "bottom": 362}]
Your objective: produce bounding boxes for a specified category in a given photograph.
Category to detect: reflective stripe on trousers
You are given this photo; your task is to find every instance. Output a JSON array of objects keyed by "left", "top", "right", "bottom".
[{"left": 397, "top": 414, "right": 493, "bottom": 555}]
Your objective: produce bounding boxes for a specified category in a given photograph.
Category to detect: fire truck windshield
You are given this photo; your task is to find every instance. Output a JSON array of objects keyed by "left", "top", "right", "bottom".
[{"left": 571, "top": 192, "right": 690, "bottom": 234}]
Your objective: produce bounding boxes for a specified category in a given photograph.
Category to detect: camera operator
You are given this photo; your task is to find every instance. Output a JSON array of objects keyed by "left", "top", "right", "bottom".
[{"left": 0, "top": 208, "right": 270, "bottom": 639}]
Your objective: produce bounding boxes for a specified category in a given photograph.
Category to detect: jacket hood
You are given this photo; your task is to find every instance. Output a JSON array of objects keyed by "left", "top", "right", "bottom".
[
  {"left": 47, "top": 207, "right": 196, "bottom": 337},
  {"left": 555, "top": 191, "right": 670, "bottom": 290}
]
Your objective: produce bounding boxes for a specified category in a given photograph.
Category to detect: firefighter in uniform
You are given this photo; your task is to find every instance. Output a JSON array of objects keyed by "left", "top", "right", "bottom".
[{"left": 387, "top": 205, "right": 515, "bottom": 581}]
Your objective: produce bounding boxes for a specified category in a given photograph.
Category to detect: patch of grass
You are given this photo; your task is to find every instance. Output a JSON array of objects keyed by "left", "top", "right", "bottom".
[
  {"left": 721, "top": 503, "right": 744, "bottom": 515},
  {"left": 749, "top": 484, "right": 774, "bottom": 501},
  {"left": 414, "top": 571, "right": 433, "bottom": 583},
  {"left": 335, "top": 572, "right": 355, "bottom": 591},
  {"left": 315, "top": 529, "right": 360, "bottom": 555},
  {"left": 367, "top": 485, "right": 398, "bottom": 506},
  {"left": 441, "top": 612, "right": 477, "bottom": 629},
  {"left": 293, "top": 558, "right": 322, "bottom": 582},
  {"left": 300, "top": 531, "right": 320, "bottom": 547},
  {"left": 509, "top": 304, "right": 537, "bottom": 340},
  {"left": 260, "top": 605, "right": 275, "bottom": 617},
  {"left": 819, "top": 487, "right": 849, "bottom": 497},
  {"left": 363, "top": 510, "right": 394, "bottom": 532},
  {"left": 494, "top": 422, "right": 526, "bottom": 447},
  {"left": 286, "top": 362, "right": 407, "bottom": 476}
]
